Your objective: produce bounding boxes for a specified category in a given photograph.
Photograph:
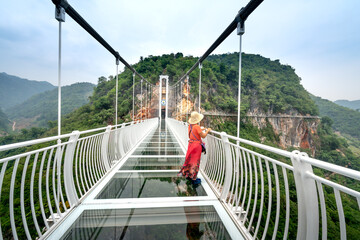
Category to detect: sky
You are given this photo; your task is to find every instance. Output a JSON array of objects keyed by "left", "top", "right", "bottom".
[{"left": 0, "top": 0, "right": 359, "bottom": 101}]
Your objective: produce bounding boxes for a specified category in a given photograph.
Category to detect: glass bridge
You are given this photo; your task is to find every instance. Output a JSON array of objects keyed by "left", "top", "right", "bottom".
[{"left": 47, "top": 120, "right": 243, "bottom": 239}]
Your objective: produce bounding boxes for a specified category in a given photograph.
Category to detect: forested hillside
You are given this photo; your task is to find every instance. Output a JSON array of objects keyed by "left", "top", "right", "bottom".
[
  {"left": 0, "top": 108, "right": 10, "bottom": 135},
  {"left": 56, "top": 53, "right": 318, "bottom": 134},
  {"left": 5, "top": 82, "right": 95, "bottom": 129},
  {"left": 0, "top": 72, "right": 55, "bottom": 110},
  {"left": 334, "top": 99, "right": 360, "bottom": 111},
  {"left": 311, "top": 95, "right": 360, "bottom": 140}
]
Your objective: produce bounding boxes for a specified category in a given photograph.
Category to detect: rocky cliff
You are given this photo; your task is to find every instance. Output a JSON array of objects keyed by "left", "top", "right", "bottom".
[{"left": 247, "top": 108, "right": 320, "bottom": 156}]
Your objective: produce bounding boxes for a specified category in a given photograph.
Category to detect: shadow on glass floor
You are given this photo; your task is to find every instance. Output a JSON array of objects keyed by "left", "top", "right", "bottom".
[
  {"left": 120, "top": 157, "right": 184, "bottom": 170},
  {"left": 60, "top": 206, "right": 231, "bottom": 240},
  {"left": 96, "top": 172, "right": 206, "bottom": 199}
]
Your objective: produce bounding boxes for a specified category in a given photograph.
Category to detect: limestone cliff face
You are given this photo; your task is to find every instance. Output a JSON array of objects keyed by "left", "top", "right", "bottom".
[{"left": 247, "top": 108, "right": 320, "bottom": 156}]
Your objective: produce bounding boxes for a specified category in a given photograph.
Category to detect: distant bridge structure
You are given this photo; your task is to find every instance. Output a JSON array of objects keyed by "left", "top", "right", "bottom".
[{"left": 0, "top": 0, "right": 359, "bottom": 239}]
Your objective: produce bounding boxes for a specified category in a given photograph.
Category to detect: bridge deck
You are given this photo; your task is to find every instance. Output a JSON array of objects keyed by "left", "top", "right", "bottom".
[{"left": 47, "top": 121, "right": 244, "bottom": 239}]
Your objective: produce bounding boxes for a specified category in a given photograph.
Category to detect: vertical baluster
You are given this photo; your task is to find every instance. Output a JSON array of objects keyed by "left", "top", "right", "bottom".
[
  {"left": 94, "top": 135, "right": 103, "bottom": 179},
  {"left": 58, "top": 145, "right": 68, "bottom": 212},
  {"left": 240, "top": 149, "right": 248, "bottom": 218},
  {"left": 89, "top": 136, "right": 97, "bottom": 184},
  {"left": 82, "top": 138, "right": 90, "bottom": 191},
  {"left": 316, "top": 181, "right": 327, "bottom": 240},
  {"left": 38, "top": 150, "right": 50, "bottom": 230},
  {"left": 271, "top": 163, "right": 280, "bottom": 240},
  {"left": 46, "top": 148, "right": 55, "bottom": 224},
  {"left": 20, "top": 155, "right": 32, "bottom": 239},
  {"left": 248, "top": 153, "right": 259, "bottom": 233},
  {"left": 282, "top": 167, "right": 290, "bottom": 240},
  {"left": 85, "top": 137, "right": 94, "bottom": 188},
  {"left": 10, "top": 157, "right": 20, "bottom": 240},
  {"left": 0, "top": 161, "right": 9, "bottom": 239},
  {"left": 261, "top": 159, "right": 272, "bottom": 240},
  {"left": 30, "top": 152, "right": 42, "bottom": 236},
  {"left": 52, "top": 147, "right": 62, "bottom": 217},
  {"left": 334, "top": 189, "right": 346, "bottom": 240},
  {"left": 74, "top": 140, "right": 83, "bottom": 197},
  {"left": 242, "top": 152, "right": 253, "bottom": 225}
]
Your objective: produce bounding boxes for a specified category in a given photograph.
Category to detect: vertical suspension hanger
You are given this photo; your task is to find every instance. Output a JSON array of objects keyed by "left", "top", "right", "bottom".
[
  {"left": 181, "top": 81, "right": 183, "bottom": 121},
  {"left": 186, "top": 75, "right": 189, "bottom": 122},
  {"left": 55, "top": 4, "right": 65, "bottom": 213},
  {"left": 237, "top": 20, "right": 245, "bottom": 144},
  {"left": 199, "top": 63, "right": 202, "bottom": 113},
  {"left": 115, "top": 57, "right": 119, "bottom": 128},
  {"left": 55, "top": 5, "right": 65, "bottom": 138},
  {"left": 132, "top": 73, "right": 135, "bottom": 121},
  {"left": 146, "top": 82, "right": 148, "bottom": 119},
  {"left": 140, "top": 79, "right": 143, "bottom": 121}
]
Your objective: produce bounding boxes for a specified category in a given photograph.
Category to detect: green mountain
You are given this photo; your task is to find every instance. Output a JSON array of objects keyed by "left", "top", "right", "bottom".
[
  {"left": 334, "top": 99, "right": 360, "bottom": 111},
  {"left": 311, "top": 95, "right": 360, "bottom": 156},
  {"left": 0, "top": 72, "right": 55, "bottom": 110},
  {"left": 57, "top": 53, "right": 318, "bottom": 133},
  {"left": 311, "top": 95, "right": 360, "bottom": 140},
  {"left": 0, "top": 108, "right": 10, "bottom": 135},
  {"left": 5, "top": 82, "right": 95, "bottom": 129}
]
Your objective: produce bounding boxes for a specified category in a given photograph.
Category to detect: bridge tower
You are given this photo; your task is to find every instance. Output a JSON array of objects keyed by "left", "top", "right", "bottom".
[{"left": 158, "top": 75, "right": 169, "bottom": 120}]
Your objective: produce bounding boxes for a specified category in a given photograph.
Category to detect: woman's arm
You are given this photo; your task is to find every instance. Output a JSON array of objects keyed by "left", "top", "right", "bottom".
[{"left": 200, "top": 127, "right": 212, "bottom": 138}]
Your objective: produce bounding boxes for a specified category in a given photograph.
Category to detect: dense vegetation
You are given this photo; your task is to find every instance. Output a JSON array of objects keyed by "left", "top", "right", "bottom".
[
  {"left": 0, "top": 108, "right": 10, "bottom": 135},
  {"left": 0, "top": 72, "right": 55, "bottom": 110},
  {"left": 311, "top": 95, "right": 360, "bottom": 141},
  {"left": 335, "top": 99, "right": 360, "bottom": 111},
  {"left": 5, "top": 82, "right": 95, "bottom": 129},
  {"left": 207, "top": 53, "right": 318, "bottom": 115}
]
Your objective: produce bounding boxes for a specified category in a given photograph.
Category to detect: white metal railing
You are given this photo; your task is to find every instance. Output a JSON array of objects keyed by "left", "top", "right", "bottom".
[
  {"left": 0, "top": 118, "right": 158, "bottom": 240},
  {"left": 166, "top": 118, "right": 360, "bottom": 240}
]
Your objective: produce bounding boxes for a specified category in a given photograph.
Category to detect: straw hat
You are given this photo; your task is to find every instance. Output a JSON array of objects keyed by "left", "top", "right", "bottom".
[{"left": 188, "top": 111, "right": 204, "bottom": 124}]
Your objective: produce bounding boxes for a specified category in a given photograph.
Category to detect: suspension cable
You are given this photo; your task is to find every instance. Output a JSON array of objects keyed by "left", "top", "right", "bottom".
[
  {"left": 170, "top": 0, "right": 263, "bottom": 87},
  {"left": 51, "top": 0, "right": 155, "bottom": 87}
]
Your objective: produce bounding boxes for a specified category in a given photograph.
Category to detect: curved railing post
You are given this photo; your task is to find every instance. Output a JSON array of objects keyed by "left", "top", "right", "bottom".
[
  {"left": 220, "top": 132, "right": 233, "bottom": 201},
  {"left": 63, "top": 130, "right": 80, "bottom": 207},
  {"left": 101, "top": 125, "right": 112, "bottom": 170},
  {"left": 291, "top": 150, "right": 319, "bottom": 239}
]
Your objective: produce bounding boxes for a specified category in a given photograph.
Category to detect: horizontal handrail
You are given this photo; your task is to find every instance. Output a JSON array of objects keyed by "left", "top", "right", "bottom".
[
  {"left": 210, "top": 128, "right": 360, "bottom": 181},
  {"left": 0, "top": 120, "right": 141, "bottom": 152},
  {"left": 0, "top": 118, "right": 158, "bottom": 240}
]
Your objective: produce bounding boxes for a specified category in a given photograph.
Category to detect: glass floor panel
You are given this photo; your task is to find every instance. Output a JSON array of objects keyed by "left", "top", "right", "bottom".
[
  {"left": 60, "top": 205, "right": 231, "bottom": 240},
  {"left": 120, "top": 157, "right": 184, "bottom": 170},
  {"left": 139, "top": 142, "right": 181, "bottom": 148},
  {"left": 132, "top": 147, "right": 183, "bottom": 155},
  {"left": 144, "top": 136, "right": 178, "bottom": 142},
  {"left": 96, "top": 172, "right": 206, "bottom": 199}
]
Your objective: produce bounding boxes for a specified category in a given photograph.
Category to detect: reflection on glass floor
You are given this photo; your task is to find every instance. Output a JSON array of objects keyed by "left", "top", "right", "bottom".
[
  {"left": 120, "top": 157, "right": 184, "bottom": 170},
  {"left": 96, "top": 172, "right": 206, "bottom": 199},
  {"left": 60, "top": 206, "right": 231, "bottom": 240}
]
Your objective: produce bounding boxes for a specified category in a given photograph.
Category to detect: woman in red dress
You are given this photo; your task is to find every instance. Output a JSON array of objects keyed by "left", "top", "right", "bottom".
[{"left": 178, "top": 111, "right": 211, "bottom": 185}]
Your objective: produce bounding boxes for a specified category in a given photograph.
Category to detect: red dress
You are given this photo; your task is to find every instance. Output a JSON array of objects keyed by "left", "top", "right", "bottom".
[{"left": 178, "top": 124, "right": 203, "bottom": 180}]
